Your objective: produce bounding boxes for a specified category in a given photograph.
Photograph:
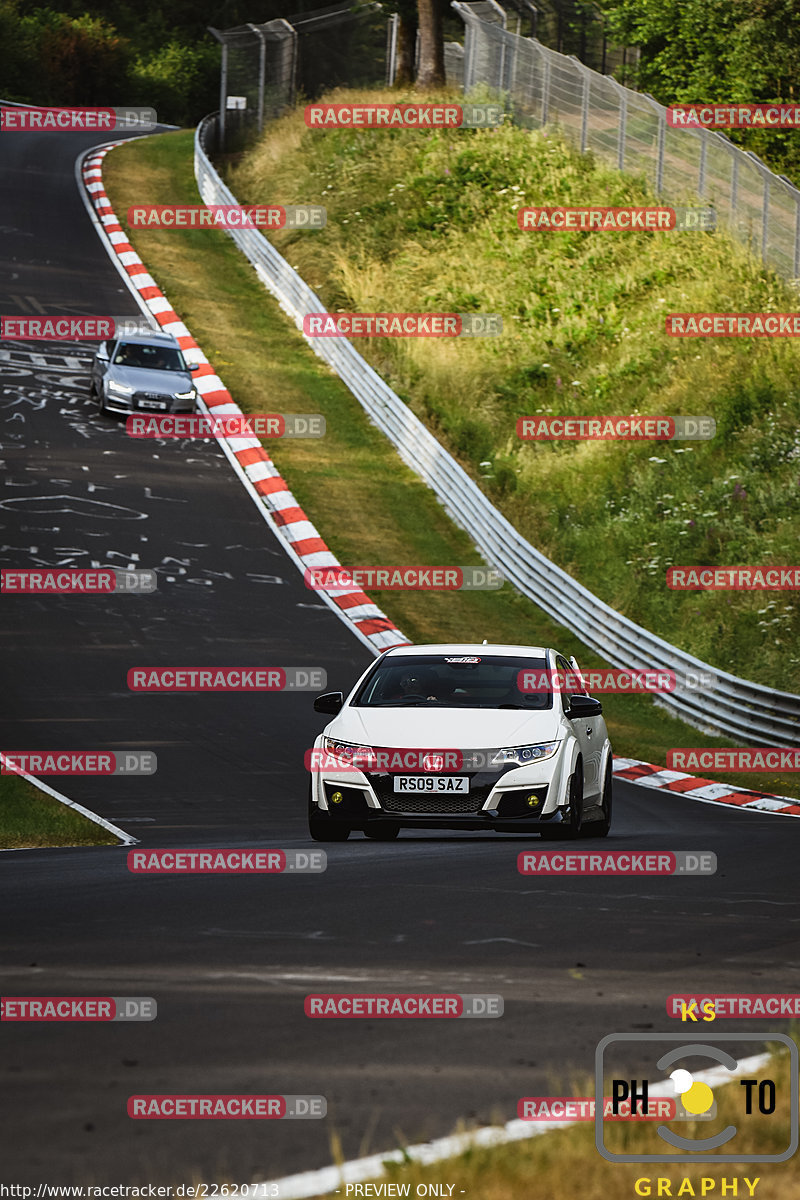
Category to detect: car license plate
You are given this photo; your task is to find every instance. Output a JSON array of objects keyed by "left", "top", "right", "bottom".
[
  {"left": 393, "top": 776, "right": 469, "bottom": 793},
  {"left": 140, "top": 399, "right": 167, "bottom": 410}
]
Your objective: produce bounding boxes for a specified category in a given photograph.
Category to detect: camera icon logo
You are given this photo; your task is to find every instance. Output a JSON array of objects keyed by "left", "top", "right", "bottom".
[{"left": 595, "top": 1032, "right": 798, "bottom": 1163}]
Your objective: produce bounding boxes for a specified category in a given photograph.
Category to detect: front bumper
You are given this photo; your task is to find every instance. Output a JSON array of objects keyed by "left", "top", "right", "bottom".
[
  {"left": 103, "top": 391, "right": 196, "bottom": 415},
  {"left": 310, "top": 750, "right": 569, "bottom": 831}
]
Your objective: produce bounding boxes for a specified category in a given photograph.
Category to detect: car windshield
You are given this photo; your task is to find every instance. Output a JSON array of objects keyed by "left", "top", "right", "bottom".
[
  {"left": 352, "top": 655, "right": 553, "bottom": 709},
  {"left": 112, "top": 342, "right": 186, "bottom": 371}
]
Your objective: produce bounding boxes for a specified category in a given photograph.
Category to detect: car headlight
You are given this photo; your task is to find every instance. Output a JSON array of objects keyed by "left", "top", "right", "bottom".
[
  {"left": 108, "top": 380, "right": 133, "bottom": 395},
  {"left": 173, "top": 388, "right": 196, "bottom": 400},
  {"left": 322, "top": 737, "right": 375, "bottom": 769},
  {"left": 491, "top": 741, "right": 561, "bottom": 766}
]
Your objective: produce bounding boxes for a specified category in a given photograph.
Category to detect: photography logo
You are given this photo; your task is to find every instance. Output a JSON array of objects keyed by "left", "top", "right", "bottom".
[{"left": 595, "top": 1033, "right": 798, "bottom": 1163}]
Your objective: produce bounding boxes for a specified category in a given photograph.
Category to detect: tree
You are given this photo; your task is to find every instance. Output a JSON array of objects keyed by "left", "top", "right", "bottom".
[
  {"left": 416, "top": 0, "right": 445, "bottom": 88},
  {"left": 385, "top": 0, "right": 416, "bottom": 84}
]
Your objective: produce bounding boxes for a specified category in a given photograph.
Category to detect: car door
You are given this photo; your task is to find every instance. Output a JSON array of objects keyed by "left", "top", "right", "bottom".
[{"left": 557, "top": 654, "right": 601, "bottom": 799}]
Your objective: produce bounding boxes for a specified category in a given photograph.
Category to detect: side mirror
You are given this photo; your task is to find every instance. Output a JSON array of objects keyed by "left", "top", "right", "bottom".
[
  {"left": 566, "top": 694, "right": 602, "bottom": 718},
  {"left": 96, "top": 342, "right": 109, "bottom": 361},
  {"left": 314, "top": 691, "right": 344, "bottom": 715}
]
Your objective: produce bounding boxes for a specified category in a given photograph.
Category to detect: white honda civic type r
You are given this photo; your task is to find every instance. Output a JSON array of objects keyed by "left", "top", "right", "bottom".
[{"left": 308, "top": 643, "right": 613, "bottom": 841}]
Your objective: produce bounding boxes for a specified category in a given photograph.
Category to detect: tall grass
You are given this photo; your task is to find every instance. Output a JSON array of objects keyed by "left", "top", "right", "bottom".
[{"left": 230, "top": 89, "right": 800, "bottom": 692}]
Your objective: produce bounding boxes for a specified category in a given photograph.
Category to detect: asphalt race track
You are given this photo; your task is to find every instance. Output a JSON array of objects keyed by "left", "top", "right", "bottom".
[{"left": 2, "top": 122, "right": 800, "bottom": 1184}]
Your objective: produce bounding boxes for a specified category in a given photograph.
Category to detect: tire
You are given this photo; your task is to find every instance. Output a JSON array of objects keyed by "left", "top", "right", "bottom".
[
  {"left": 364, "top": 823, "right": 400, "bottom": 840},
  {"left": 583, "top": 762, "right": 612, "bottom": 838},
  {"left": 308, "top": 792, "right": 350, "bottom": 842},
  {"left": 539, "top": 762, "right": 583, "bottom": 840}
]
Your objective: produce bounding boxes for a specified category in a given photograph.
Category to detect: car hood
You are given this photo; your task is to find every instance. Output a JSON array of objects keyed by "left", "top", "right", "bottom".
[
  {"left": 108, "top": 365, "right": 194, "bottom": 393},
  {"left": 326, "top": 706, "right": 561, "bottom": 749}
]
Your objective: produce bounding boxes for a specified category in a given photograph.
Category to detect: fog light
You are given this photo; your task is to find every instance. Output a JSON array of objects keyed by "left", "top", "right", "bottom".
[
  {"left": 330, "top": 791, "right": 343, "bottom": 805},
  {"left": 526, "top": 794, "right": 541, "bottom": 808}
]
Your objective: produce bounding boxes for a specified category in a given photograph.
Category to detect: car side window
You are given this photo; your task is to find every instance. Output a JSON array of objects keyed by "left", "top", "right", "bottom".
[{"left": 555, "top": 655, "right": 580, "bottom": 713}]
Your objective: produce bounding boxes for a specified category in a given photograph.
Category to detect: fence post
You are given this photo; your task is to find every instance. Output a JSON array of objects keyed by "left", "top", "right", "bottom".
[
  {"left": 608, "top": 78, "right": 627, "bottom": 171},
  {"left": 219, "top": 40, "right": 228, "bottom": 152},
  {"left": 570, "top": 56, "right": 590, "bottom": 153},
  {"left": 508, "top": 30, "right": 518, "bottom": 100},
  {"left": 386, "top": 13, "right": 398, "bottom": 85},
  {"left": 698, "top": 130, "right": 707, "bottom": 198},
  {"left": 642, "top": 95, "right": 665, "bottom": 195},
  {"left": 283, "top": 20, "right": 299, "bottom": 110},
  {"left": 744, "top": 152, "right": 772, "bottom": 265},
  {"left": 248, "top": 24, "right": 266, "bottom": 134},
  {"left": 541, "top": 48, "right": 550, "bottom": 126}
]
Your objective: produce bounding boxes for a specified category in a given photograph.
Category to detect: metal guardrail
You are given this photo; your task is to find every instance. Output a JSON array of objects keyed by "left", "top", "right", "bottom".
[
  {"left": 452, "top": 4, "right": 800, "bottom": 284},
  {"left": 195, "top": 115, "right": 800, "bottom": 746}
]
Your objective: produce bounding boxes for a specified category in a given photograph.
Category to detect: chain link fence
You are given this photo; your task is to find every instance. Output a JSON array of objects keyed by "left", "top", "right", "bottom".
[
  {"left": 450, "top": 3, "right": 800, "bottom": 283},
  {"left": 193, "top": 113, "right": 800, "bottom": 744},
  {"left": 210, "top": 1, "right": 385, "bottom": 154}
]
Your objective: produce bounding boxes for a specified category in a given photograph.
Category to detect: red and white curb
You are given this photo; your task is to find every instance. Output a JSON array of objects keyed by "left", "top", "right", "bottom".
[
  {"left": 0, "top": 753, "right": 137, "bottom": 849},
  {"left": 251, "top": 1053, "right": 771, "bottom": 1199},
  {"left": 613, "top": 757, "right": 800, "bottom": 817},
  {"left": 80, "top": 145, "right": 409, "bottom": 657},
  {"left": 80, "top": 144, "right": 800, "bottom": 816}
]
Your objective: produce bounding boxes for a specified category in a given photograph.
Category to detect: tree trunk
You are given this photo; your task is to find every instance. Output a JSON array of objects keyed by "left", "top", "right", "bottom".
[
  {"left": 416, "top": 0, "right": 445, "bottom": 89},
  {"left": 395, "top": 14, "right": 418, "bottom": 84}
]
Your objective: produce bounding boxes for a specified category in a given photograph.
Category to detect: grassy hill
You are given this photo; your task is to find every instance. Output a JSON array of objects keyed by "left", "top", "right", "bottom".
[{"left": 229, "top": 88, "right": 800, "bottom": 694}]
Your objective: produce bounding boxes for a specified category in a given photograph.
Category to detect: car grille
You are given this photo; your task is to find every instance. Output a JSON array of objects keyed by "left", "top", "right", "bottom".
[
  {"left": 365, "top": 766, "right": 518, "bottom": 818},
  {"left": 379, "top": 791, "right": 486, "bottom": 814}
]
